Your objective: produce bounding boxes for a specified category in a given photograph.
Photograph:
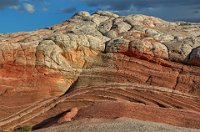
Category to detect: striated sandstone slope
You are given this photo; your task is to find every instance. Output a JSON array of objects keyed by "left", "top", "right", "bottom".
[{"left": 0, "top": 11, "right": 200, "bottom": 131}]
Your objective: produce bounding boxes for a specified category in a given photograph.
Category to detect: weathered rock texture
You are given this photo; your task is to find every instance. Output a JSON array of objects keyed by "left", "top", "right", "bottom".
[
  {"left": 0, "top": 11, "right": 200, "bottom": 131},
  {"left": 35, "top": 118, "right": 200, "bottom": 132}
]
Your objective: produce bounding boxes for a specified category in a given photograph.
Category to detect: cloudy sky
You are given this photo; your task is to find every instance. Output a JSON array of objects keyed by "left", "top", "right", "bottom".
[{"left": 0, "top": 0, "right": 200, "bottom": 33}]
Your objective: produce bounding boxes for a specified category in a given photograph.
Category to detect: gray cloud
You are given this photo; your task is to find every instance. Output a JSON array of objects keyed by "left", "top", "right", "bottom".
[
  {"left": 0, "top": 0, "right": 19, "bottom": 9},
  {"left": 1, "top": 0, "right": 200, "bottom": 22},
  {"left": 61, "top": 6, "right": 77, "bottom": 13},
  {"left": 79, "top": 0, "right": 200, "bottom": 22},
  {"left": 0, "top": 0, "right": 45, "bottom": 13},
  {"left": 80, "top": 0, "right": 200, "bottom": 10}
]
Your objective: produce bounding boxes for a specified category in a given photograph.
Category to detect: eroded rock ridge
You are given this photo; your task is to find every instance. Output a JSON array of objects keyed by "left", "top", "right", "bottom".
[{"left": 0, "top": 11, "right": 200, "bottom": 131}]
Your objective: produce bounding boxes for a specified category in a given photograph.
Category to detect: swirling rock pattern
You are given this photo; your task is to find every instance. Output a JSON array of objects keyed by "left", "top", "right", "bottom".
[{"left": 0, "top": 11, "right": 200, "bottom": 131}]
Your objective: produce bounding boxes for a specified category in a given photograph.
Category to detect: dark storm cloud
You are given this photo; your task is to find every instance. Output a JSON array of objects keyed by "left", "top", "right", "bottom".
[
  {"left": 80, "top": 0, "right": 200, "bottom": 10},
  {"left": 180, "top": 18, "right": 200, "bottom": 23},
  {"left": 61, "top": 6, "right": 77, "bottom": 13},
  {"left": 0, "top": 0, "right": 19, "bottom": 9},
  {"left": 194, "top": 10, "right": 199, "bottom": 14},
  {"left": 79, "top": 0, "right": 200, "bottom": 22}
]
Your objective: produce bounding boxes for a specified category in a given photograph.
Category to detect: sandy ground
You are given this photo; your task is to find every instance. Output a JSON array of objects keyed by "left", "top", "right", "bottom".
[{"left": 34, "top": 118, "right": 200, "bottom": 132}]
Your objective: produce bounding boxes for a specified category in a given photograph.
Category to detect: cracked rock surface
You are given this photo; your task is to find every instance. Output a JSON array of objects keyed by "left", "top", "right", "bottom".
[{"left": 0, "top": 11, "right": 200, "bottom": 131}]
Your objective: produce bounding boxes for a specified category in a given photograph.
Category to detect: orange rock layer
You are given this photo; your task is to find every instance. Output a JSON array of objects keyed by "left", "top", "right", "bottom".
[{"left": 0, "top": 11, "right": 200, "bottom": 131}]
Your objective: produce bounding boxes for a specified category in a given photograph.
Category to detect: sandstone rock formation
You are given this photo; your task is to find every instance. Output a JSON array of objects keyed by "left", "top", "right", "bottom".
[
  {"left": 0, "top": 11, "right": 200, "bottom": 131},
  {"left": 57, "top": 107, "right": 78, "bottom": 123}
]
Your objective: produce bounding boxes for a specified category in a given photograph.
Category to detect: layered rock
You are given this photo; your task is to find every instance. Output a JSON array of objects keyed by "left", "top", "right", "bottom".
[{"left": 0, "top": 11, "right": 200, "bottom": 131}]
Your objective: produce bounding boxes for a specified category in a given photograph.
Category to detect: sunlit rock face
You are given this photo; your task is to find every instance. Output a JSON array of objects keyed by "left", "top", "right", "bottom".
[{"left": 0, "top": 11, "right": 200, "bottom": 131}]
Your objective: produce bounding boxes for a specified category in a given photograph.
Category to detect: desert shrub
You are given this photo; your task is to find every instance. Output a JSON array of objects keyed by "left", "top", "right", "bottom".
[{"left": 14, "top": 125, "right": 32, "bottom": 132}]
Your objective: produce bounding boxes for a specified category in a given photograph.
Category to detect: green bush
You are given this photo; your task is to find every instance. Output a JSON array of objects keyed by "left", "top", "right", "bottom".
[{"left": 14, "top": 125, "right": 32, "bottom": 132}]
